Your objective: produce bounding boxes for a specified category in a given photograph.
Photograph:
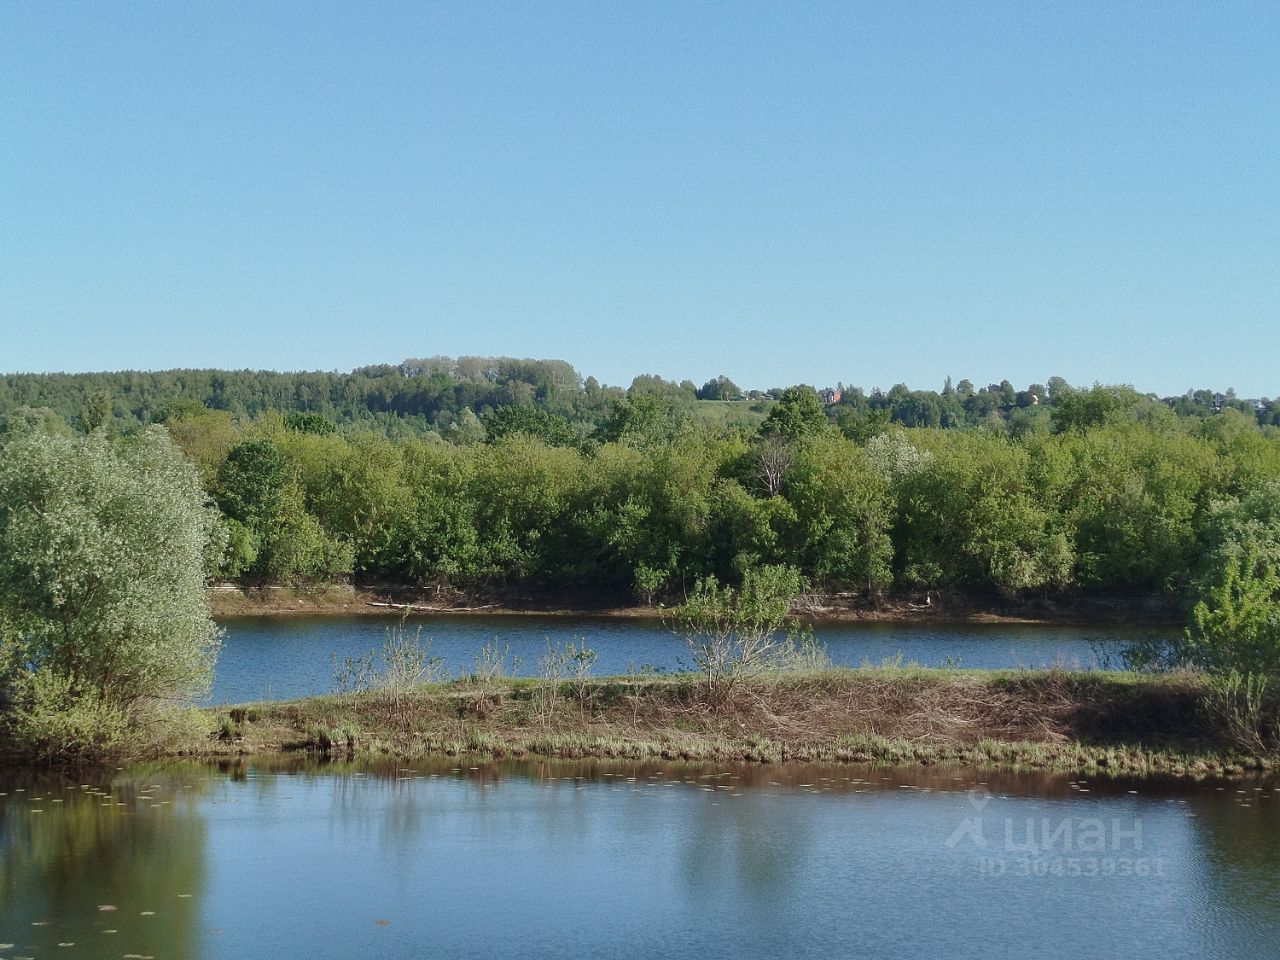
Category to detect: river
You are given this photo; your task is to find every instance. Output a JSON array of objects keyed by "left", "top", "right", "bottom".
[
  {"left": 1, "top": 758, "right": 1276, "bottom": 959},
  {"left": 210, "top": 614, "right": 1171, "bottom": 703}
]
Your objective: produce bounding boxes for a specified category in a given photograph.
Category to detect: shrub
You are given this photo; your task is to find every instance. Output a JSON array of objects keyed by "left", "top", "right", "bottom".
[
  {"left": 2, "top": 669, "right": 130, "bottom": 764},
  {"left": 670, "top": 564, "right": 820, "bottom": 707},
  {"left": 1203, "top": 671, "right": 1279, "bottom": 754}
]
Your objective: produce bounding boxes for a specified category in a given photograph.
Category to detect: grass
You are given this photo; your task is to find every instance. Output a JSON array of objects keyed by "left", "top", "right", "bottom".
[{"left": 182, "top": 667, "right": 1275, "bottom": 779}]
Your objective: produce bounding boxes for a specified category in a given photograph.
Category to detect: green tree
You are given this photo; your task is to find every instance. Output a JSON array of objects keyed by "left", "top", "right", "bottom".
[
  {"left": 1063, "top": 425, "right": 1213, "bottom": 589},
  {"left": 216, "top": 437, "right": 353, "bottom": 582},
  {"left": 1050, "top": 384, "right": 1143, "bottom": 433},
  {"left": 1183, "top": 548, "right": 1280, "bottom": 678},
  {"left": 761, "top": 386, "right": 827, "bottom": 440},
  {"left": 0, "top": 406, "right": 73, "bottom": 439},
  {"left": 0, "top": 428, "right": 224, "bottom": 758},
  {"left": 217, "top": 439, "right": 289, "bottom": 528},
  {"left": 596, "top": 394, "right": 680, "bottom": 449},
  {"left": 481, "top": 405, "right": 579, "bottom": 447},
  {"left": 895, "top": 433, "right": 1073, "bottom": 593},
  {"left": 78, "top": 391, "right": 113, "bottom": 434},
  {"left": 781, "top": 434, "right": 895, "bottom": 590},
  {"left": 698, "top": 375, "right": 742, "bottom": 401},
  {"left": 284, "top": 411, "right": 338, "bottom": 435}
]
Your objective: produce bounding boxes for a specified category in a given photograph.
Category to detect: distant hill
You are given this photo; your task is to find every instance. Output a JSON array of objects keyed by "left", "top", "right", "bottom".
[{"left": 1, "top": 359, "right": 1275, "bottom": 436}]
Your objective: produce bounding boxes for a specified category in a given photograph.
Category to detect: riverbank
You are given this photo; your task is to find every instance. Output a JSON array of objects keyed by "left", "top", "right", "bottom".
[
  {"left": 187, "top": 668, "right": 1270, "bottom": 779},
  {"left": 209, "top": 582, "right": 1186, "bottom": 626}
]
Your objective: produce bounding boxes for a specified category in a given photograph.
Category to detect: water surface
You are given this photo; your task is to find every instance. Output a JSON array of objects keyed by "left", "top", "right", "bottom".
[
  {"left": 1, "top": 759, "right": 1276, "bottom": 959},
  {"left": 211, "top": 614, "right": 1171, "bottom": 703}
]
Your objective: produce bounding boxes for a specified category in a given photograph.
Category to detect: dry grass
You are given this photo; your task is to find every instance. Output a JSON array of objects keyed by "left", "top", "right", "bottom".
[{"left": 176, "top": 667, "right": 1274, "bottom": 778}]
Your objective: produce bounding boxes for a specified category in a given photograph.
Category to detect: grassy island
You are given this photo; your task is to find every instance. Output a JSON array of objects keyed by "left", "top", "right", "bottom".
[{"left": 175, "top": 667, "right": 1265, "bottom": 780}]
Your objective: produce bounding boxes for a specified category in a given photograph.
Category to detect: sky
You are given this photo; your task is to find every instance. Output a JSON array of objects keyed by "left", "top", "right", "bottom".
[{"left": 1, "top": 1, "right": 1277, "bottom": 396}]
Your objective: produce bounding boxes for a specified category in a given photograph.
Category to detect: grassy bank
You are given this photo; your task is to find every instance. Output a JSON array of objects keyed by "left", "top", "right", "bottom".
[{"left": 182, "top": 668, "right": 1271, "bottom": 779}]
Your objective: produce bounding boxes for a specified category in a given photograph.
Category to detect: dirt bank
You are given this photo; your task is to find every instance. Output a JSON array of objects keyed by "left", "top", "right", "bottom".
[{"left": 209, "top": 582, "right": 1186, "bottom": 626}]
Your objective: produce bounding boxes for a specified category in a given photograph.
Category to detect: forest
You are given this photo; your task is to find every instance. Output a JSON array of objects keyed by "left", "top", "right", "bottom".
[
  {"left": 3, "top": 363, "right": 1276, "bottom": 606},
  {"left": 3, "top": 356, "right": 1278, "bottom": 440}
]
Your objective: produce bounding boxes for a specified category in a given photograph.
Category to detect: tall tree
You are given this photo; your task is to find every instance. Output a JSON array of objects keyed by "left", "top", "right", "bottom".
[{"left": 0, "top": 427, "right": 224, "bottom": 708}]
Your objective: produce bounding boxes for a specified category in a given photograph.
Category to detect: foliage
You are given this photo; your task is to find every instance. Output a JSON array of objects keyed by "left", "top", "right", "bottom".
[
  {"left": 1, "top": 668, "right": 131, "bottom": 763},
  {"left": 597, "top": 394, "right": 683, "bottom": 448},
  {"left": 61, "top": 382, "right": 1270, "bottom": 606},
  {"left": 779, "top": 434, "right": 895, "bottom": 590},
  {"left": 671, "top": 564, "right": 820, "bottom": 706},
  {"left": 1050, "top": 384, "right": 1143, "bottom": 433},
  {"left": 0, "top": 428, "right": 223, "bottom": 706},
  {"left": 481, "top": 405, "right": 579, "bottom": 447},
  {"left": 332, "top": 615, "right": 447, "bottom": 695},
  {"left": 216, "top": 438, "right": 353, "bottom": 582},
  {"left": 1, "top": 363, "right": 1271, "bottom": 440},
  {"left": 1202, "top": 670, "right": 1279, "bottom": 753},
  {"left": 1183, "top": 549, "right": 1280, "bottom": 678},
  {"left": 697, "top": 375, "right": 742, "bottom": 401},
  {"left": 0, "top": 427, "right": 224, "bottom": 761},
  {"left": 895, "top": 433, "right": 1073, "bottom": 592},
  {"left": 1126, "top": 506, "right": 1280, "bottom": 752},
  {"left": 284, "top": 411, "right": 337, "bottom": 435},
  {"left": 9, "top": 366, "right": 1275, "bottom": 611},
  {"left": 761, "top": 386, "right": 827, "bottom": 440}
]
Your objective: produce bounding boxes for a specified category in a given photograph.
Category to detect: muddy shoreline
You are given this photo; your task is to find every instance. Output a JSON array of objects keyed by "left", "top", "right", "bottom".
[{"left": 209, "top": 582, "right": 1186, "bottom": 626}]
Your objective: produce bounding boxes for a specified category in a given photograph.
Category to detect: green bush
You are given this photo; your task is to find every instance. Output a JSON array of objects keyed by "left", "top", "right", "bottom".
[{"left": 2, "top": 669, "right": 130, "bottom": 764}]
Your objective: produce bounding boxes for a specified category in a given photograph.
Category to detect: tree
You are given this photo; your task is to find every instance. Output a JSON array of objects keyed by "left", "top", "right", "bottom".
[
  {"left": 597, "top": 394, "right": 679, "bottom": 448},
  {"left": 833, "top": 406, "right": 890, "bottom": 444},
  {"left": 1126, "top": 482, "right": 1280, "bottom": 678},
  {"left": 1182, "top": 548, "right": 1280, "bottom": 678},
  {"left": 285, "top": 411, "right": 337, "bottom": 435},
  {"left": 79, "top": 391, "right": 113, "bottom": 434},
  {"left": 0, "top": 428, "right": 224, "bottom": 758},
  {"left": 449, "top": 408, "right": 487, "bottom": 445},
  {"left": 781, "top": 434, "right": 895, "bottom": 590},
  {"left": 761, "top": 386, "right": 827, "bottom": 440},
  {"left": 0, "top": 406, "right": 72, "bottom": 439},
  {"left": 1063, "top": 426, "right": 1212, "bottom": 589},
  {"left": 1121, "top": 484, "right": 1280, "bottom": 749},
  {"left": 698, "top": 375, "right": 742, "bottom": 401},
  {"left": 754, "top": 434, "right": 793, "bottom": 496},
  {"left": 895, "top": 433, "right": 1073, "bottom": 593},
  {"left": 217, "top": 439, "right": 289, "bottom": 529},
  {"left": 481, "top": 405, "right": 578, "bottom": 448},
  {"left": 216, "top": 438, "right": 353, "bottom": 582},
  {"left": 1050, "top": 384, "right": 1142, "bottom": 433}
]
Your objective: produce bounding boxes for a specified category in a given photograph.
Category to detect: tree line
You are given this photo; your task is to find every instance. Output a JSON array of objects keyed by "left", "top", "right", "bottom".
[
  {"left": 13, "top": 382, "right": 1260, "bottom": 604},
  {"left": 3, "top": 358, "right": 1278, "bottom": 441}
]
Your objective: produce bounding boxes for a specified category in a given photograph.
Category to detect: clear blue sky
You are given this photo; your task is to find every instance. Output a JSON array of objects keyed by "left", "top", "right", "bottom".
[{"left": 1, "top": 1, "right": 1277, "bottom": 395}]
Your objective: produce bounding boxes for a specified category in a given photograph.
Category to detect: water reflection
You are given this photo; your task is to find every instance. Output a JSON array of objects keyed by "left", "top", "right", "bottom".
[
  {"left": 2, "top": 759, "right": 1277, "bottom": 959},
  {"left": 0, "top": 764, "right": 211, "bottom": 958}
]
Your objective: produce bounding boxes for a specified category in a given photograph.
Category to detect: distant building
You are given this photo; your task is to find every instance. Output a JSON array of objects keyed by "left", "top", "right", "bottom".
[{"left": 819, "top": 387, "right": 842, "bottom": 405}]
